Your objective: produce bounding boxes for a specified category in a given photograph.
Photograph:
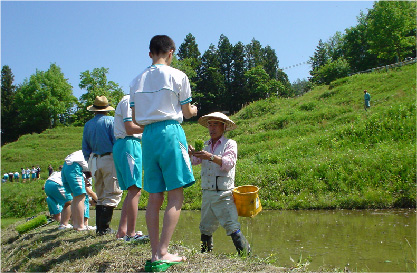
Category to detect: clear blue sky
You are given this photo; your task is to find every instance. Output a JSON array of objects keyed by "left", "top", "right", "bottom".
[{"left": 2, "top": 1, "right": 375, "bottom": 99}]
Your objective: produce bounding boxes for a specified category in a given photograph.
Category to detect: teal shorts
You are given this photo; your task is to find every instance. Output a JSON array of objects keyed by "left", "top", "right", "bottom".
[
  {"left": 45, "top": 180, "right": 73, "bottom": 215},
  {"left": 61, "top": 162, "right": 86, "bottom": 197},
  {"left": 142, "top": 120, "right": 195, "bottom": 193},
  {"left": 113, "top": 137, "right": 143, "bottom": 191}
]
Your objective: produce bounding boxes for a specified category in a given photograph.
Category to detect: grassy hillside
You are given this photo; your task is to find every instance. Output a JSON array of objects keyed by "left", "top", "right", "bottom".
[
  {"left": 1, "top": 64, "right": 415, "bottom": 218},
  {"left": 186, "top": 64, "right": 416, "bottom": 209}
]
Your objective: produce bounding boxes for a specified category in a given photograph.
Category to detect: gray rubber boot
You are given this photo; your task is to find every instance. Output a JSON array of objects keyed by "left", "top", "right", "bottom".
[
  {"left": 201, "top": 234, "right": 213, "bottom": 253},
  {"left": 231, "top": 230, "right": 251, "bottom": 256}
]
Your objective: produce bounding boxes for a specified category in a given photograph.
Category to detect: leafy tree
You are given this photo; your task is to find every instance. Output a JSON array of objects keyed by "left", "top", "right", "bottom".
[
  {"left": 309, "top": 39, "right": 329, "bottom": 74},
  {"left": 244, "top": 65, "right": 284, "bottom": 101},
  {"left": 310, "top": 58, "right": 350, "bottom": 85},
  {"left": 177, "top": 33, "right": 201, "bottom": 70},
  {"left": 367, "top": 1, "right": 416, "bottom": 63},
  {"left": 218, "top": 34, "right": 234, "bottom": 109},
  {"left": 262, "top": 45, "right": 279, "bottom": 79},
  {"left": 342, "top": 13, "right": 379, "bottom": 73},
  {"left": 246, "top": 38, "right": 263, "bottom": 69},
  {"left": 176, "top": 33, "right": 201, "bottom": 92},
  {"left": 73, "top": 67, "right": 124, "bottom": 125},
  {"left": 196, "top": 44, "right": 225, "bottom": 114},
  {"left": 291, "top": 78, "right": 314, "bottom": 97},
  {"left": 218, "top": 34, "right": 234, "bottom": 86},
  {"left": 230, "top": 41, "right": 247, "bottom": 112},
  {"left": 171, "top": 55, "right": 198, "bottom": 90},
  {"left": 1, "top": 65, "right": 19, "bottom": 144},
  {"left": 276, "top": 70, "right": 293, "bottom": 97},
  {"left": 326, "top": 32, "right": 345, "bottom": 61},
  {"left": 14, "top": 64, "right": 77, "bottom": 134}
]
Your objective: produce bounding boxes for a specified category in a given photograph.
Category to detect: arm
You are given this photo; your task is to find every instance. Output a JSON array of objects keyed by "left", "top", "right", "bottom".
[
  {"left": 188, "top": 144, "right": 202, "bottom": 165},
  {"left": 192, "top": 140, "right": 237, "bottom": 170},
  {"left": 82, "top": 127, "right": 92, "bottom": 162},
  {"left": 130, "top": 106, "right": 142, "bottom": 127},
  {"left": 181, "top": 103, "right": 197, "bottom": 119},
  {"left": 85, "top": 186, "right": 98, "bottom": 204},
  {"left": 124, "top": 120, "right": 144, "bottom": 135},
  {"left": 192, "top": 150, "right": 224, "bottom": 166}
]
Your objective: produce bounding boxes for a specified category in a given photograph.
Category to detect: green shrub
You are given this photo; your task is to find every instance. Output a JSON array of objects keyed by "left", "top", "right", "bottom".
[{"left": 15, "top": 215, "right": 47, "bottom": 234}]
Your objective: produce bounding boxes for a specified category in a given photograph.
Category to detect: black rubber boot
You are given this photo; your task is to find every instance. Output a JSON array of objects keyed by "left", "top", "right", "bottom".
[
  {"left": 97, "top": 206, "right": 114, "bottom": 235},
  {"left": 201, "top": 234, "right": 213, "bottom": 253},
  {"left": 95, "top": 205, "right": 103, "bottom": 235},
  {"left": 98, "top": 206, "right": 113, "bottom": 235},
  {"left": 231, "top": 230, "right": 251, "bottom": 256}
]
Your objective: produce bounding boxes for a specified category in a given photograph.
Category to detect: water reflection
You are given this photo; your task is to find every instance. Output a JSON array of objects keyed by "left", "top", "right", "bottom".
[{"left": 103, "top": 209, "right": 416, "bottom": 272}]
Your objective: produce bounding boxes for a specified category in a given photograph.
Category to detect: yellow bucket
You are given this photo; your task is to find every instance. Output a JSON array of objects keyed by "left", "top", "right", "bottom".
[{"left": 232, "top": 185, "right": 262, "bottom": 217}]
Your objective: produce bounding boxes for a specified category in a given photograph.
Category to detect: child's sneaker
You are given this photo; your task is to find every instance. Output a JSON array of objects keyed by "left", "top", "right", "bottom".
[
  {"left": 58, "top": 224, "right": 73, "bottom": 230},
  {"left": 123, "top": 234, "right": 150, "bottom": 244}
]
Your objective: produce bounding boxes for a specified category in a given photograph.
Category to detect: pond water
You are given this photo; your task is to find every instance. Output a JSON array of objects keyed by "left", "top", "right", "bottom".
[{"left": 96, "top": 209, "right": 415, "bottom": 272}]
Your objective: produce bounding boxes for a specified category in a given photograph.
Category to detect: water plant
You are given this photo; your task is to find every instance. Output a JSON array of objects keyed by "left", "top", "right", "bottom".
[{"left": 194, "top": 139, "right": 205, "bottom": 151}]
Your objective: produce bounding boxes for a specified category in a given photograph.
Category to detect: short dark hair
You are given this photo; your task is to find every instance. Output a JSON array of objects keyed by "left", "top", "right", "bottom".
[{"left": 149, "top": 35, "right": 176, "bottom": 55}]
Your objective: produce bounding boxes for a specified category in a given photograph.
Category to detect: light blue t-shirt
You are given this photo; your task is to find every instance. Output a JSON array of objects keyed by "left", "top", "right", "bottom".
[{"left": 82, "top": 114, "right": 116, "bottom": 161}]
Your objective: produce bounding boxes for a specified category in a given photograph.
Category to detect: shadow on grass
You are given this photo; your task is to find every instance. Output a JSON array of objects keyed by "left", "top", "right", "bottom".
[{"left": 16, "top": 240, "right": 113, "bottom": 272}]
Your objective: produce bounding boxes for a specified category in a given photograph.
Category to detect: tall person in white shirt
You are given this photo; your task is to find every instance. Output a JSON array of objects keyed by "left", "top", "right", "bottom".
[{"left": 130, "top": 35, "right": 197, "bottom": 269}]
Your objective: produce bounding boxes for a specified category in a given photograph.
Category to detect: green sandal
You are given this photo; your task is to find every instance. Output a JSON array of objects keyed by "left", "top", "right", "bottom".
[{"left": 145, "top": 260, "right": 183, "bottom": 272}]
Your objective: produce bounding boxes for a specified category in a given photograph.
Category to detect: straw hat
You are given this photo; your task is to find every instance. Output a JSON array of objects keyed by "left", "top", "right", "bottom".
[
  {"left": 87, "top": 96, "right": 115, "bottom": 112},
  {"left": 198, "top": 112, "right": 237, "bottom": 131}
]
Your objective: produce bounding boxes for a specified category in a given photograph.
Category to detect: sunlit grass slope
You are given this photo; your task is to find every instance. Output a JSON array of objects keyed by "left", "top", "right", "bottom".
[
  {"left": 1, "top": 64, "right": 415, "bottom": 217},
  {"left": 185, "top": 64, "right": 416, "bottom": 209}
]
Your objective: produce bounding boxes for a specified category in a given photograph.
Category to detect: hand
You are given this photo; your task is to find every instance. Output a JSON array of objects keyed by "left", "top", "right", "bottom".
[
  {"left": 193, "top": 150, "right": 211, "bottom": 160},
  {"left": 83, "top": 171, "right": 92, "bottom": 179},
  {"left": 188, "top": 144, "right": 196, "bottom": 156},
  {"left": 191, "top": 104, "right": 198, "bottom": 117}
]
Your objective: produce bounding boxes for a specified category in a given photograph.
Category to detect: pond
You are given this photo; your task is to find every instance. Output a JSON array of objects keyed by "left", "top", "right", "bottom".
[{"left": 99, "top": 209, "right": 416, "bottom": 272}]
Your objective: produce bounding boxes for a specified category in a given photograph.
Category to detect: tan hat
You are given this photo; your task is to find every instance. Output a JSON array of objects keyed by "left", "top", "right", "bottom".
[
  {"left": 87, "top": 96, "right": 115, "bottom": 112},
  {"left": 198, "top": 112, "right": 237, "bottom": 131}
]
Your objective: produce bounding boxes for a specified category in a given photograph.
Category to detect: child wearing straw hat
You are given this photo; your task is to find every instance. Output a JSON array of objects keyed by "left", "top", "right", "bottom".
[{"left": 189, "top": 112, "right": 251, "bottom": 256}]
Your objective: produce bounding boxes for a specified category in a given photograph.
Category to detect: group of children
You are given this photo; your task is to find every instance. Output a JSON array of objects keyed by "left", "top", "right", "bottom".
[
  {"left": 42, "top": 34, "right": 249, "bottom": 272},
  {"left": 43, "top": 152, "right": 98, "bottom": 230},
  {"left": 2, "top": 166, "right": 40, "bottom": 183}
]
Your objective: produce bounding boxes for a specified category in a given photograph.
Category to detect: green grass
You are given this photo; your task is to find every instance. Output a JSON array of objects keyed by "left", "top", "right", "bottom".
[
  {"left": 1, "top": 219, "right": 288, "bottom": 273},
  {"left": 15, "top": 215, "right": 47, "bottom": 234},
  {"left": 1, "top": 64, "right": 416, "bottom": 219}
]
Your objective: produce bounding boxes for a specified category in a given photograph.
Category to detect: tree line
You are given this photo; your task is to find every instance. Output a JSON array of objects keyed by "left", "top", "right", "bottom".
[
  {"left": 2, "top": 33, "right": 303, "bottom": 145},
  {"left": 309, "top": 1, "right": 416, "bottom": 85},
  {"left": 2, "top": 1, "right": 415, "bottom": 145}
]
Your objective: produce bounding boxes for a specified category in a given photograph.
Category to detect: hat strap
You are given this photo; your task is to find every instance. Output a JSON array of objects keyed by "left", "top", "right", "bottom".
[{"left": 93, "top": 104, "right": 109, "bottom": 109}]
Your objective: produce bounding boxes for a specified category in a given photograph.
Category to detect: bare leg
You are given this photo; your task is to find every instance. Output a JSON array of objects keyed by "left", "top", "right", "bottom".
[
  {"left": 126, "top": 186, "right": 141, "bottom": 236},
  {"left": 53, "top": 213, "right": 61, "bottom": 222},
  {"left": 71, "top": 194, "right": 85, "bottom": 230},
  {"left": 116, "top": 186, "right": 141, "bottom": 238},
  {"left": 116, "top": 196, "right": 128, "bottom": 238},
  {"left": 154, "top": 187, "right": 186, "bottom": 262},
  {"left": 60, "top": 201, "right": 72, "bottom": 226},
  {"left": 146, "top": 192, "right": 164, "bottom": 260}
]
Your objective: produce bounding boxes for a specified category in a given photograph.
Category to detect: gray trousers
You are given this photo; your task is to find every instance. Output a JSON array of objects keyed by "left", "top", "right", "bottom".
[{"left": 199, "top": 190, "right": 240, "bottom": 236}]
